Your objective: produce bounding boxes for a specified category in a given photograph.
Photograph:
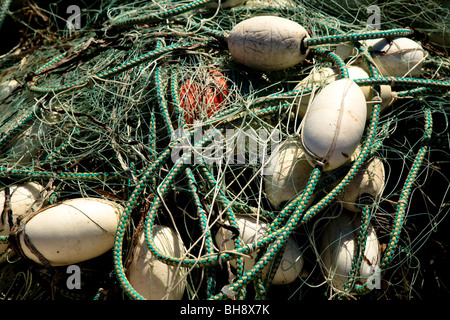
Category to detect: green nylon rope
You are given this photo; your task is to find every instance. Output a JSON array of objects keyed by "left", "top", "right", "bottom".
[
  {"left": 113, "top": 146, "right": 173, "bottom": 300},
  {"left": 210, "top": 166, "right": 323, "bottom": 300},
  {"left": 354, "top": 77, "right": 450, "bottom": 90},
  {"left": 0, "top": 166, "right": 125, "bottom": 181},
  {"left": 0, "top": 235, "right": 8, "bottom": 244},
  {"left": 333, "top": 45, "right": 381, "bottom": 298},
  {"left": 185, "top": 167, "right": 217, "bottom": 299},
  {"left": 196, "top": 157, "right": 247, "bottom": 299},
  {"left": 351, "top": 106, "right": 433, "bottom": 295},
  {"left": 312, "top": 47, "right": 349, "bottom": 79},
  {"left": 304, "top": 28, "right": 413, "bottom": 47},
  {"left": 339, "top": 205, "right": 373, "bottom": 298},
  {"left": 108, "top": 0, "right": 216, "bottom": 30},
  {"left": 0, "top": 107, "right": 37, "bottom": 151}
]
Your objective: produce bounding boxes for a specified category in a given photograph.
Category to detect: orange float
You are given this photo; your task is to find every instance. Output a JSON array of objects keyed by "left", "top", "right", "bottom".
[{"left": 179, "top": 69, "right": 228, "bottom": 124}]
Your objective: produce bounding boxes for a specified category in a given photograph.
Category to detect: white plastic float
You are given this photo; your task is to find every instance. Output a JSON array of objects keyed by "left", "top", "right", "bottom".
[
  {"left": 215, "top": 215, "right": 304, "bottom": 285},
  {"left": 127, "top": 226, "right": 187, "bottom": 300},
  {"left": 301, "top": 78, "right": 367, "bottom": 171},
  {"left": 336, "top": 38, "right": 425, "bottom": 77},
  {"left": 0, "top": 182, "right": 45, "bottom": 261},
  {"left": 292, "top": 66, "right": 393, "bottom": 119},
  {"left": 264, "top": 137, "right": 314, "bottom": 210},
  {"left": 226, "top": 16, "right": 310, "bottom": 71},
  {"left": 362, "top": 37, "right": 425, "bottom": 77},
  {"left": 15, "top": 198, "right": 124, "bottom": 266},
  {"left": 320, "top": 211, "right": 381, "bottom": 291}
]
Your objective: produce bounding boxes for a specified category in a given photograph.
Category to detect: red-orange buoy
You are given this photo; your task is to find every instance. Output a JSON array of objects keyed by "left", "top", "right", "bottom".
[{"left": 179, "top": 69, "right": 228, "bottom": 124}]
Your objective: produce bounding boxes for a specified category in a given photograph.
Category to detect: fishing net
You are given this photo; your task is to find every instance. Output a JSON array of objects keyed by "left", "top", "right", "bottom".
[{"left": 0, "top": 0, "right": 449, "bottom": 301}]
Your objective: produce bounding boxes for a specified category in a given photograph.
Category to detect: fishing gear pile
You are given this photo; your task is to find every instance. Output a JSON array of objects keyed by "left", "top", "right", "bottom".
[{"left": 0, "top": 0, "right": 449, "bottom": 300}]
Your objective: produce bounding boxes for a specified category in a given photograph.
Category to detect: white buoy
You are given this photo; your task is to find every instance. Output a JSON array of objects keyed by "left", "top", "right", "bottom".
[
  {"left": 360, "top": 38, "right": 426, "bottom": 77},
  {"left": 338, "top": 157, "right": 385, "bottom": 212},
  {"left": 0, "top": 182, "right": 45, "bottom": 261},
  {"left": 215, "top": 215, "right": 304, "bottom": 285},
  {"left": 301, "top": 78, "right": 367, "bottom": 171},
  {"left": 16, "top": 198, "right": 123, "bottom": 266},
  {"left": 292, "top": 66, "right": 393, "bottom": 119},
  {"left": 226, "top": 16, "right": 310, "bottom": 71},
  {"left": 264, "top": 137, "right": 315, "bottom": 210},
  {"left": 126, "top": 226, "right": 187, "bottom": 300},
  {"left": 335, "top": 37, "right": 426, "bottom": 78},
  {"left": 320, "top": 211, "right": 381, "bottom": 291}
]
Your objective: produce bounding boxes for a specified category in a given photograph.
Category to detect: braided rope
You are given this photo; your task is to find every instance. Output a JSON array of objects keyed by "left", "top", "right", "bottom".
[
  {"left": 0, "top": 108, "right": 37, "bottom": 151},
  {"left": 185, "top": 167, "right": 217, "bottom": 299},
  {"left": 354, "top": 77, "right": 450, "bottom": 90},
  {"left": 0, "top": 235, "right": 8, "bottom": 244},
  {"left": 210, "top": 166, "right": 322, "bottom": 300},
  {"left": 109, "top": 0, "right": 216, "bottom": 30},
  {"left": 312, "top": 47, "right": 349, "bottom": 79},
  {"left": 351, "top": 107, "right": 433, "bottom": 295},
  {"left": 304, "top": 28, "right": 413, "bottom": 47},
  {"left": 339, "top": 205, "right": 372, "bottom": 298},
  {"left": 27, "top": 41, "right": 208, "bottom": 95}
]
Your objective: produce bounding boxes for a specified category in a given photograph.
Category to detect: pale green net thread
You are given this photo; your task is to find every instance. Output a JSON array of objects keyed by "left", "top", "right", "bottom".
[{"left": 0, "top": 0, "right": 448, "bottom": 300}]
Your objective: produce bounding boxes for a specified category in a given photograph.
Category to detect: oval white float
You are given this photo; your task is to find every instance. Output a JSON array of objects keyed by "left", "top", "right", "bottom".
[
  {"left": 127, "top": 226, "right": 187, "bottom": 300},
  {"left": 17, "top": 198, "right": 124, "bottom": 266},
  {"left": 0, "top": 182, "right": 45, "bottom": 260},
  {"left": 293, "top": 66, "right": 392, "bottom": 119},
  {"left": 360, "top": 37, "right": 425, "bottom": 77},
  {"left": 301, "top": 78, "right": 367, "bottom": 171},
  {"left": 264, "top": 137, "right": 314, "bottom": 210},
  {"left": 320, "top": 211, "right": 381, "bottom": 291},
  {"left": 216, "top": 215, "right": 304, "bottom": 285},
  {"left": 335, "top": 38, "right": 425, "bottom": 78},
  {"left": 226, "top": 16, "right": 310, "bottom": 71}
]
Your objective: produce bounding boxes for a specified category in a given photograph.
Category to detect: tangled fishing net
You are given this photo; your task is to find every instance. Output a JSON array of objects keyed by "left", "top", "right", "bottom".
[{"left": 0, "top": 0, "right": 449, "bottom": 301}]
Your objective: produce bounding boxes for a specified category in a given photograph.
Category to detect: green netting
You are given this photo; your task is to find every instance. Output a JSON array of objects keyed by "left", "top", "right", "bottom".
[{"left": 0, "top": 0, "right": 449, "bottom": 301}]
